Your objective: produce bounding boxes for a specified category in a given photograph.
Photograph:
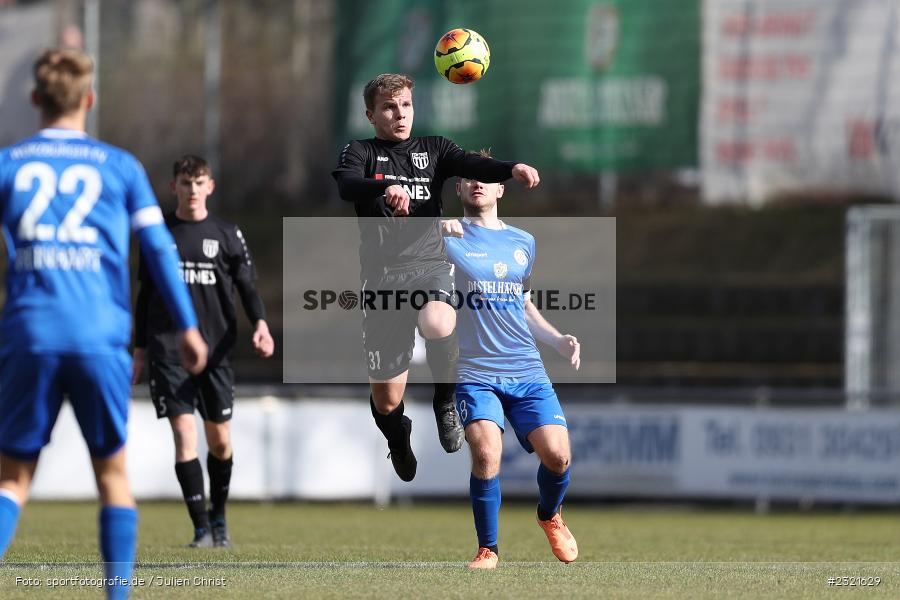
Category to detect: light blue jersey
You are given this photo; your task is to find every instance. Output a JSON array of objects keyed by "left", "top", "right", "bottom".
[
  {"left": 447, "top": 218, "right": 565, "bottom": 453},
  {"left": 0, "top": 128, "right": 181, "bottom": 353},
  {"left": 445, "top": 218, "right": 548, "bottom": 383},
  {"left": 0, "top": 127, "right": 195, "bottom": 461}
]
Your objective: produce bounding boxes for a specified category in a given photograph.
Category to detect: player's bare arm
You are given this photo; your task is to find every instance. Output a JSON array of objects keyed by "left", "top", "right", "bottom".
[{"left": 524, "top": 298, "right": 580, "bottom": 370}]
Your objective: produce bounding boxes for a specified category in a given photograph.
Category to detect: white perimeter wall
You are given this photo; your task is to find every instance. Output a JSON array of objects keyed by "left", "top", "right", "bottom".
[{"left": 28, "top": 399, "right": 900, "bottom": 504}]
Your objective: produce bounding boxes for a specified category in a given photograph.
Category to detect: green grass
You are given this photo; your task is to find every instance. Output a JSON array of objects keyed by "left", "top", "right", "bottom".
[{"left": 1, "top": 502, "right": 899, "bottom": 598}]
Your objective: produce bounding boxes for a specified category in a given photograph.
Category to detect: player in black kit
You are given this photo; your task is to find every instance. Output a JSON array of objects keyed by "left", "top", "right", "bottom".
[
  {"left": 332, "top": 74, "right": 539, "bottom": 482},
  {"left": 133, "top": 155, "right": 275, "bottom": 548}
]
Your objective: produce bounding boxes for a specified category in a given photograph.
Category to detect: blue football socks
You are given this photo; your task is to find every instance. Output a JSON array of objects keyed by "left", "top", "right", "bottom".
[
  {"left": 470, "top": 474, "right": 501, "bottom": 550},
  {"left": 0, "top": 490, "right": 21, "bottom": 559},
  {"left": 99, "top": 506, "right": 138, "bottom": 600},
  {"left": 537, "top": 463, "right": 570, "bottom": 521}
]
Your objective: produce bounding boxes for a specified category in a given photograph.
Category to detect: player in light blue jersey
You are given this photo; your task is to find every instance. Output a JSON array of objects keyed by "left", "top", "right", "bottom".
[
  {"left": 0, "top": 49, "right": 207, "bottom": 599},
  {"left": 443, "top": 151, "right": 580, "bottom": 570}
]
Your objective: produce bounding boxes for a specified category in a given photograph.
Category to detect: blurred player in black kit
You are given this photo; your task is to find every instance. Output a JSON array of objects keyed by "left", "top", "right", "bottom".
[
  {"left": 332, "top": 73, "right": 540, "bottom": 482},
  {"left": 133, "top": 155, "right": 275, "bottom": 547}
]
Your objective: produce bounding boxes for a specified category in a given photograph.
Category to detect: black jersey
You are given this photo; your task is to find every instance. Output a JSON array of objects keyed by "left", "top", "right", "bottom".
[
  {"left": 135, "top": 212, "right": 265, "bottom": 366},
  {"left": 332, "top": 136, "right": 515, "bottom": 275}
]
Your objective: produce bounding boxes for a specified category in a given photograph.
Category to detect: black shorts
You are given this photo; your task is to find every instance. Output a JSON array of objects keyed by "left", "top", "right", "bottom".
[
  {"left": 361, "top": 261, "right": 455, "bottom": 380},
  {"left": 149, "top": 360, "right": 235, "bottom": 423}
]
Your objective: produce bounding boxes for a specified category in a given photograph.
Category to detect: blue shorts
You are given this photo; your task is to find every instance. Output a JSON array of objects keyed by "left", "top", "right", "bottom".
[
  {"left": 0, "top": 350, "right": 132, "bottom": 461},
  {"left": 455, "top": 377, "right": 567, "bottom": 453}
]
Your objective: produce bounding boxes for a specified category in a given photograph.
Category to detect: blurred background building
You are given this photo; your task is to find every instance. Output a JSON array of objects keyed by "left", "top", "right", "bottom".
[{"left": 0, "top": 0, "right": 862, "bottom": 388}]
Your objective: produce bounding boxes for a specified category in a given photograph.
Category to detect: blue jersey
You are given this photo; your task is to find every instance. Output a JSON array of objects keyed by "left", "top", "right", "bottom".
[
  {"left": 0, "top": 128, "right": 185, "bottom": 353},
  {"left": 445, "top": 218, "right": 548, "bottom": 383}
]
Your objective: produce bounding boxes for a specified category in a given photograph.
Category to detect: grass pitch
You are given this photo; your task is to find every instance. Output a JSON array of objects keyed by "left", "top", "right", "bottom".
[{"left": 1, "top": 501, "right": 899, "bottom": 599}]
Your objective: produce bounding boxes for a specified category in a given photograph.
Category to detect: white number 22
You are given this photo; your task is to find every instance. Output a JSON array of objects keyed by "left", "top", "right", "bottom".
[{"left": 14, "top": 161, "right": 102, "bottom": 244}]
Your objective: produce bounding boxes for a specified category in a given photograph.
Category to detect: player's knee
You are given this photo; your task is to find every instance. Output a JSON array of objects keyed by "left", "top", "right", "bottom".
[
  {"left": 372, "top": 390, "right": 403, "bottom": 413},
  {"left": 172, "top": 430, "right": 196, "bottom": 451},
  {"left": 471, "top": 446, "right": 501, "bottom": 479},
  {"left": 538, "top": 439, "right": 570, "bottom": 473},
  {"left": 418, "top": 309, "right": 455, "bottom": 339},
  {"left": 421, "top": 322, "right": 454, "bottom": 340},
  {"left": 207, "top": 438, "right": 231, "bottom": 460},
  {"left": 93, "top": 465, "right": 129, "bottom": 501},
  {"left": 171, "top": 425, "right": 198, "bottom": 457},
  {"left": 0, "top": 484, "right": 28, "bottom": 506},
  {"left": 542, "top": 450, "right": 570, "bottom": 474},
  {"left": 0, "top": 458, "right": 35, "bottom": 502},
  {"left": 94, "top": 468, "right": 125, "bottom": 487}
]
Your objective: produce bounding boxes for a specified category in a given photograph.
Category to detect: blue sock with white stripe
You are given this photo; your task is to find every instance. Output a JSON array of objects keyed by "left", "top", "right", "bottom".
[
  {"left": 99, "top": 506, "right": 138, "bottom": 600},
  {"left": 0, "top": 490, "right": 21, "bottom": 559},
  {"left": 470, "top": 474, "right": 500, "bottom": 551},
  {"left": 537, "top": 464, "right": 569, "bottom": 521}
]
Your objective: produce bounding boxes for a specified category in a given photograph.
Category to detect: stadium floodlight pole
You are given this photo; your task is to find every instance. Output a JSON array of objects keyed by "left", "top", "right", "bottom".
[
  {"left": 204, "top": 0, "right": 221, "bottom": 190},
  {"left": 83, "top": 0, "right": 100, "bottom": 137}
]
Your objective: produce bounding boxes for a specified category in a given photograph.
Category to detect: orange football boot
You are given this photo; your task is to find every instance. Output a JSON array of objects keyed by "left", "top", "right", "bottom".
[
  {"left": 537, "top": 509, "right": 578, "bottom": 563},
  {"left": 468, "top": 547, "right": 499, "bottom": 570}
]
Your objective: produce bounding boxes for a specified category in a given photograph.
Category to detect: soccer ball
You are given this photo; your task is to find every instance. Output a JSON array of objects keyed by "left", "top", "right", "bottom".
[{"left": 434, "top": 28, "right": 490, "bottom": 84}]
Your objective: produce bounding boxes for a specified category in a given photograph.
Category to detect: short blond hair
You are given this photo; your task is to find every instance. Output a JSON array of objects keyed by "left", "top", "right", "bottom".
[
  {"left": 33, "top": 48, "right": 93, "bottom": 120},
  {"left": 363, "top": 73, "right": 414, "bottom": 110}
]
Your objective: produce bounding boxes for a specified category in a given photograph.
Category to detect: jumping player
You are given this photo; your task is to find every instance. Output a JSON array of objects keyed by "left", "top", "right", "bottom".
[
  {"left": 132, "top": 155, "right": 274, "bottom": 548},
  {"left": 442, "top": 153, "right": 580, "bottom": 569},
  {"left": 332, "top": 73, "right": 540, "bottom": 482},
  {"left": 0, "top": 49, "right": 207, "bottom": 598}
]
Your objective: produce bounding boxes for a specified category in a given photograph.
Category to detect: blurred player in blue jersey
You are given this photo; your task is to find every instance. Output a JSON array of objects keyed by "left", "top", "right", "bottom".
[
  {"left": 443, "top": 151, "right": 580, "bottom": 570},
  {"left": 0, "top": 49, "right": 207, "bottom": 599}
]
